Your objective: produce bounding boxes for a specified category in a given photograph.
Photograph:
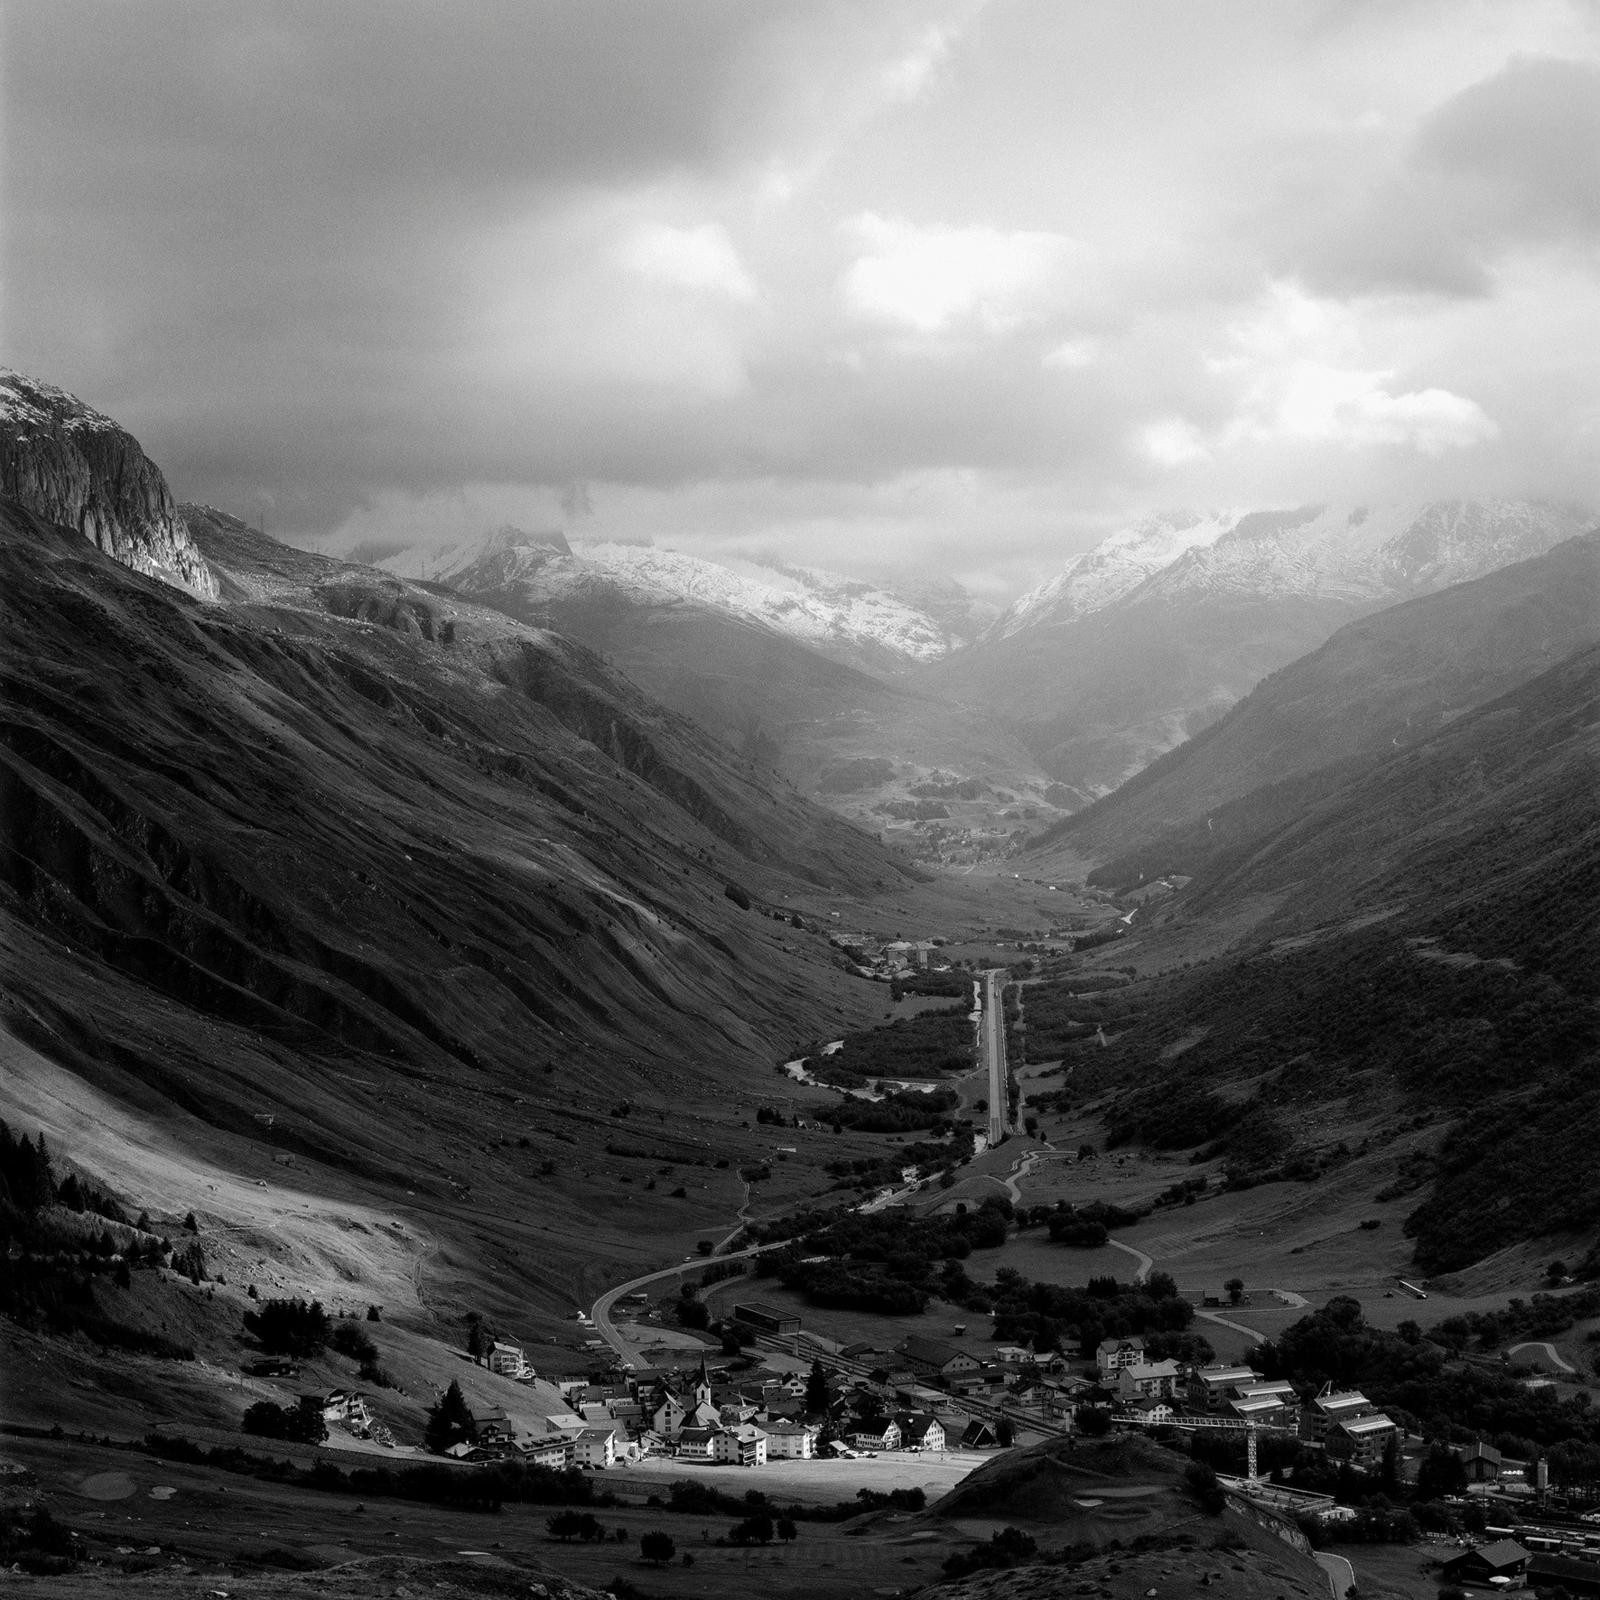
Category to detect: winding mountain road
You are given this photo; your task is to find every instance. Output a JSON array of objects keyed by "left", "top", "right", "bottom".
[
  {"left": 1106, "top": 1237, "right": 1153, "bottom": 1284},
  {"left": 1508, "top": 1340, "right": 1577, "bottom": 1374},
  {"left": 589, "top": 1239, "right": 783, "bottom": 1368}
]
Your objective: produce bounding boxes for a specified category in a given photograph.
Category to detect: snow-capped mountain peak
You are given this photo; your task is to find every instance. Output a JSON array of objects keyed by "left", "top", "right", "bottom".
[
  {"left": 991, "top": 510, "right": 1241, "bottom": 637},
  {"left": 371, "top": 528, "right": 965, "bottom": 665},
  {"left": 997, "top": 500, "right": 1594, "bottom": 634}
]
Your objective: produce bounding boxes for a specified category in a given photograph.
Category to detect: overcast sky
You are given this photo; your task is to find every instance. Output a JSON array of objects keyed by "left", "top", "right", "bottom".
[{"left": 7, "top": 1, "right": 1600, "bottom": 591}]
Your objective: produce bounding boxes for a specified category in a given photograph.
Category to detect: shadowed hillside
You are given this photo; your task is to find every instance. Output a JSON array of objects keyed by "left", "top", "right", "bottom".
[{"left": 0, "top": 494, "right": 919, "bottom": 1311}]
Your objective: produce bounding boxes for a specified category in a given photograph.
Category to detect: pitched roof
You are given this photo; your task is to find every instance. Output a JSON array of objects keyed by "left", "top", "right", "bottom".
[
  {"left": 1314, "top": 1389, "right": 1371, "bottom": 1412},
  {"left": 1339, "top": 1413, "right": 1397, "bottom": 1435},
  {"left": 901, "top": 1334, "right": 972, "bottom": 1366},
  {"left": 1123, "top": 1360, "right": 1181, "bottom": 1379},
  {"left": 894, "top": 1412, "right": 942, "bottom": 1441},
  {"left": 1455, "top": 1539, "right": 1530, "bottom": 1570}
]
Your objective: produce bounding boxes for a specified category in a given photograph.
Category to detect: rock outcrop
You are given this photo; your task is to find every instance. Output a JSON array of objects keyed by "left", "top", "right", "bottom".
[{"left": 0, "top": 368, "right": 217, "bottom": 600}]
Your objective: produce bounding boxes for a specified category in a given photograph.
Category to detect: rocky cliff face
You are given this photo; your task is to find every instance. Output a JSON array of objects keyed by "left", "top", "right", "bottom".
[{"left": 0, "top": 369, "right": 217, "bottom": 600}]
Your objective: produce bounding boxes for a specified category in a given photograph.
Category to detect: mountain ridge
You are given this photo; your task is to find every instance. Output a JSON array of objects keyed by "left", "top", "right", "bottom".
[
  {"left": 0, "top": 368, "right": 218, "bottom": 600},
  {"left": 372, "top": 525, "right": 967, "bottom": 671},
  {"left": 924, "top": 499, "right": 1594, "bottom": 801},
  {"left": 1039, "top": 529, "right": 1600, "bottom": 871}
]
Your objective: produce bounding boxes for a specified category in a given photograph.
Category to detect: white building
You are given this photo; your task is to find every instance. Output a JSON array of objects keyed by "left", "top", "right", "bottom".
[
  {"left": 487, "top": 1341, "right": 534, "bottom": 1380},
  {"left": 762, "top": 1421, "right": 816, "bottom": 1459},
  {"left": 712, "top": 1423, "right": 767, "bottom": 1466},
  {"left": 573, "top": 1425, "right": 622, "bottom": 1469},
  {"left": 1095, "top": 1337, "right": 1146, "bottom": 1379}
]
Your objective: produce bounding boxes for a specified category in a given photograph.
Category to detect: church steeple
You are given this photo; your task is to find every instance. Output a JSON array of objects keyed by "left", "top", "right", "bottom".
[{"left": 693, "top": 1353, "right": 713, "bottom": 1407}]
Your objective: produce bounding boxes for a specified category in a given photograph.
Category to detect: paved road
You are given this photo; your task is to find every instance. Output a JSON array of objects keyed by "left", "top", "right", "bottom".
[
  {"left": 1316, "top": 1551, "right": 1356, "bottom": 1598},
  {"left": 589, "top": 1239, "right": 782, "bottom": 1367},
  {"left": 1197, "top": 1307, "right": 1267, "bottom": 1340},
  {"left": 1106, "top": 1237, "right": 1153, "bottom": 1284},
  {"left": 981, "top": 968, "right": 1010, "bottom": 1146},
  {"left": 1508, "top": 1340, "right": 1577, "bottom": 1373}
]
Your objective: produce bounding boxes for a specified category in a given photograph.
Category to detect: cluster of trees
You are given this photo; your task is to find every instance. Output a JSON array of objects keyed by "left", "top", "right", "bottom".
[
  {"left": 1054, "top": 927, "right": 1597, "bottom": 1270},
  {"left": 989, "top": 1270, "right": 1198, "bottom": 1357},
  {"left": 144, "top": 1428, "right": 601, "bottom": 1511},
  {"left": 1429, "top": 1286, "right": 1600, "bottom": 1354},
  {"left": 1253, "top": 1297, "right": 1600, "bottom": 1462},
  {"left": 0, "top": 1123, "right": 64, "bottom": 1214},
  {"left": 802, "top": 1010, "right": 974, "bottom": 1085},
  {"left": 1007, "top": 985, "right": 1133, "bottom": 1066},
  {"left": 661, "top": 1476, "right": 924, "bottom": 1523},
  {"left": 940, "top": 1525, "right": 1037, "bottom": 1579},
  {"left": 0, "top": 1249, "right": 195, "bottom": 1358},
  {"left": 242, "top": 1397, "right": 327, "bottom": 1444},
  {"left": 824, "top": 1086, "right": 961, "bottom": 1134},
  {"left": 755, "top": 1199, "right": 1015, "bottom": 1315},
  {"left": 1041, "top": 1200, "right": 1146, "bottom": 1247},
  {"left": 825, "top": 1127, "right": 975, "bottom": 1193},
  {"left": 889, "top": 968, "right": 969, "bottom": 1001},
  {"left": 0, "top": 1504, "right": 83, "bottom": 1576},
  {"left": 547, "top": 1510, "right": 611, "bottom": 1542},
  {"left": 244, "top": 1297, "right": 330, "bottom": 1358},
  {"left": 0, "top": 1129, "right": 204, "bottom": 1356}
]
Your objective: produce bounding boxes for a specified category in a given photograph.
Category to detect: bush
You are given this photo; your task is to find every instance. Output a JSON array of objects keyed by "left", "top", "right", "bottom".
[
  {"left": 549, "top": 1510, "right": 605, "bottom": 1542},
  {"left": 1185, "top": 1461, "right": 1227, "bottom": 1514},
  {"left": 330, "top": 1322, "right": 378, "bottom": 1364},
  {"left": 942, "top": 1526, "right": 1036, "bottom": 1579},
  {"left": 640, "top": 1529, "right": 675, "bottom": 1565}
]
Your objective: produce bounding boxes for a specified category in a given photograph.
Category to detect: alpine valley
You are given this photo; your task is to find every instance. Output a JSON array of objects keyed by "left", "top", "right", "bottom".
[{"left": 3, "top": 368, "right": 1598, "bottom": 1600}]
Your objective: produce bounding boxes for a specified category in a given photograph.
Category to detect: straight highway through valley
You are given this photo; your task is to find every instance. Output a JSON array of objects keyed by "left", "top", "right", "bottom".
[{"left": 982, "top": 967, "right": 1010, "bottom": 1146}]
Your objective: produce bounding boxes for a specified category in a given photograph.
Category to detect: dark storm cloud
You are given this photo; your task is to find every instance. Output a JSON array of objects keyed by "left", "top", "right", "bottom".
[
  {"left": 4, "top": 1, "right": 811, "bottom": 521},
  {"left": 6, "top": 3, "right": 1593, "bottom": 565},
  {"left": 1292, "top": 56, "right": 1600, "bottom": 298}
]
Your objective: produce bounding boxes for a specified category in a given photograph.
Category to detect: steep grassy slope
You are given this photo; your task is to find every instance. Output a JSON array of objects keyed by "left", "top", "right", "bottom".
[
  {"left": 920, "top": 591, "right": 1342, "bottom": 804},
  {"left": 1038, "top": 531, "right": 1600, "bottom": 873},
  {"left": 922, "top": 1434, "right": 1329, "bottom": 1600},
  {"left": 932, "top": 501, "right": 1593, "bottom": 804},
  {"left": 0, "top": 500, "right": 917, "bottom": 1304},
  {"left": 386, "top": 534, "right": 1057, "bottom": 838},
  {"left": 1026, "top": 646, "right": 1600, "bottom": 1271}
]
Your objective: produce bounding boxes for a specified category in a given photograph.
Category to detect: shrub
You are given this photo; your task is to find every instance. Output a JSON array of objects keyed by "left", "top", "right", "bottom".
[
  {"left": 640, "top": 1530, "right": 675, "bottom": 1566},
  {"left": 330, "top": 1322, "right": 378, "bottom": 1364}
]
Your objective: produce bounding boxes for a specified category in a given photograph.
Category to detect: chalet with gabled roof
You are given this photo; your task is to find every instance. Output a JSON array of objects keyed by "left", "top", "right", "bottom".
[
  {"left": 1441, "top": 1539, "right": 1530, "bottom": 1588},
  {"left": 1096, "top": 1337, "right": 1146, "bottom": 1379}
]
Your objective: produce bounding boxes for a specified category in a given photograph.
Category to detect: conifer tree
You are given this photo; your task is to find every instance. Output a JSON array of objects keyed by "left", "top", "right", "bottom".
[{"left": 424, "top": 1379, "right": 477, "bottom": 1454}]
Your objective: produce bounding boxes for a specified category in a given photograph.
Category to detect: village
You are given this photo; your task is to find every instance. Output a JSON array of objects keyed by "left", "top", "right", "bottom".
[{"left": 293, "top": 1304, "right": 1515, "bottom": 1502}]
